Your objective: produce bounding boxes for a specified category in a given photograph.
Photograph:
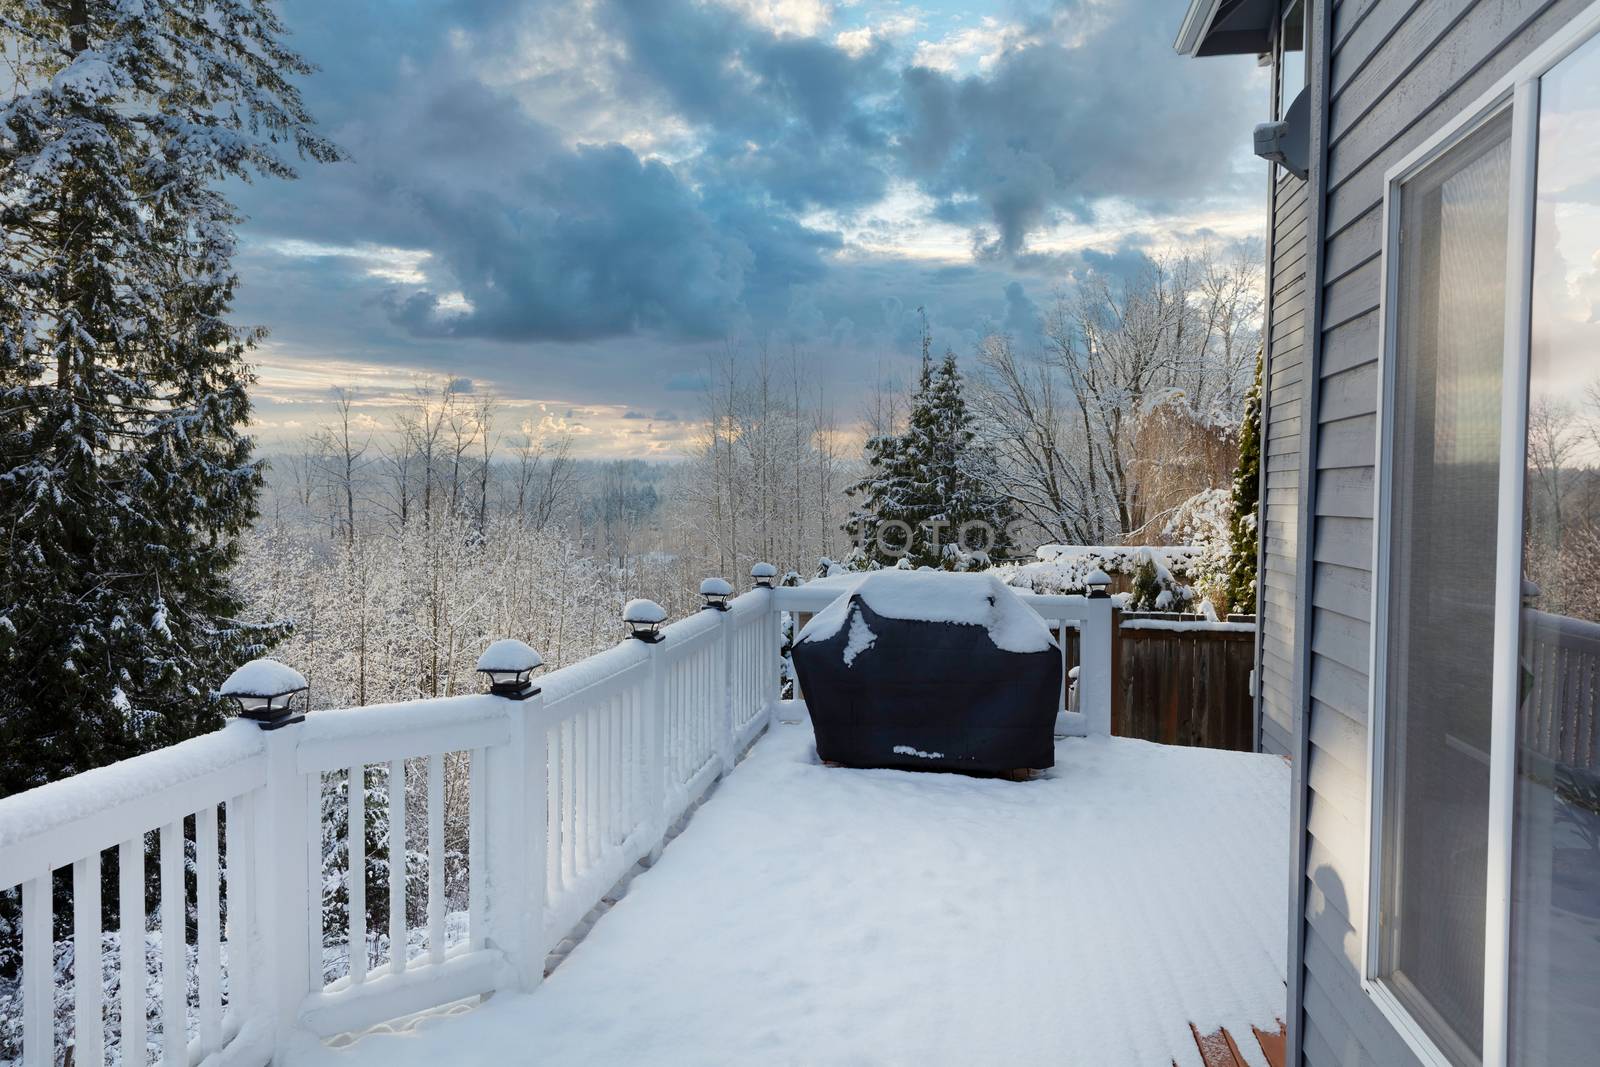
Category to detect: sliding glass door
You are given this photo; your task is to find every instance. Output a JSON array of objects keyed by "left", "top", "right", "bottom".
[
  {"left": 1376, "top": 109, "right": 1513, "bottom": 1067},
  {"left": 1509, "top": 32, "right": 1600, "bottom": 1066},
  {"left": 1369, "top": 15, "right": 1600, "bottom": 1067}
]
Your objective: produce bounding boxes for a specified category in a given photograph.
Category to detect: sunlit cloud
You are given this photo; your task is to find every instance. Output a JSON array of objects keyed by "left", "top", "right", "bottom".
[
  {"left": 717, "top": 0, "right": 836, "bottom": 37},
  {"left": 911, "top": 16, "right": 1025, "bottom": 73}
]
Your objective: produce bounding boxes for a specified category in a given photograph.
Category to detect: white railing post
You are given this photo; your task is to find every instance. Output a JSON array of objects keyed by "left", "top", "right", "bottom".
[
  {"left": 750, "top": 564, "right": 781, "bottom": 731},
  {"left": 624, "top": 600, "right": 670, "bottom": 862},
  {"left": 1079, "top": 592, "right": 1115, "bottom": 736},
  {"left": 768, "top": 590, "right": 786, "bottom": 727},
  {"left": 704, "top": 579, "right": 736, "bottom": 775},
  {"left": 482, "top": 686, "right": 547, "bottom": 990},
  {"left": 256, "top": 715, "right": 313, "bottom": 1050},
  {"left": 473, "top": 638, "right": 546, "bottom": 990},
  {"left": 720, "top": 609, "right": 737, "bottom": 772},
  {"left": 642, "top": 638, "right": 668, "bottom": 861}
]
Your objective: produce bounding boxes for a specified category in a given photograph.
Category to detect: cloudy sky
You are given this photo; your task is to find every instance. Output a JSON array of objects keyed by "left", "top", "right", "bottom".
[{"left": 233, "top": 0, "right": 1268, "bottom": 457}]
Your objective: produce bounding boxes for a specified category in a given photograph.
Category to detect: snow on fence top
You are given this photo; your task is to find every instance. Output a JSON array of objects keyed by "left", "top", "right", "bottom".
[
  {"left": 0, "top": 723, "right": 262, "bottom": 858},
  {"left": 623, "top": 598, "right": 667, "bottom": 624},
  {"left": 476, "top": 638, "right": 543, "bottom": 672},
  {"left": 219, "top": 657, "right": 307, "bottom": 697},
  {"left": 1034, "top": 544, "right": 1200, "bottom": 567},
  {"left": 796, "top": 571, "right": 1057, "bottom": 654}
]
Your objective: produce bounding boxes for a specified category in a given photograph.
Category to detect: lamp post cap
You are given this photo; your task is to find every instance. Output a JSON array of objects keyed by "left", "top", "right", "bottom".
[
  {"left": 220, "top": 658, "right": 307, "bottom": 700},
  {"left": 699, "top": 577, "right": 733, "bottom": 597},
  {"left": 1084, "top": 568, "right": 1112, "bottom": 587},
  {"left": 623, "top": 598, "right": 667, "bottom": 624},
  {"left": 750, "top": 562, "right": 777, "bottom": 578},
  {"left": 476, "top": 639, "right": 543, "bottom": 673}
]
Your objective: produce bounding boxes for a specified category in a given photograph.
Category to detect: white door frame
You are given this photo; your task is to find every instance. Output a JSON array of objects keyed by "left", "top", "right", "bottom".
[{"left": 1363, "top": 4, "right": 1600, "bottom": 1065}]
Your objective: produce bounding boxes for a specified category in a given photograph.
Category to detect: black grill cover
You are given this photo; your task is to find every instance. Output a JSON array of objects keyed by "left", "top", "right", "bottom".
[{"left": 792, "top": 587, "right": 1061, "bottom": 774}]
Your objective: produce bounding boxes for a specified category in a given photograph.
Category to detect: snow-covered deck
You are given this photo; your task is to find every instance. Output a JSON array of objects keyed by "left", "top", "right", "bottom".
[{"left": 293, "top": 722, "right": 1290, "bottom": 1067}]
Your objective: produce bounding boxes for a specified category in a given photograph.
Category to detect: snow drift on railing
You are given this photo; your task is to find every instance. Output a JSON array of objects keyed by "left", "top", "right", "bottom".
[
  {"left": 540, "top": 639, "right": 650, "bottom": 705},
  {"left": 0, "top": 723, "right": 261, "bottom": 852},
  {"left": 298, "top": 694, "right": 508, "bottom": 745}
]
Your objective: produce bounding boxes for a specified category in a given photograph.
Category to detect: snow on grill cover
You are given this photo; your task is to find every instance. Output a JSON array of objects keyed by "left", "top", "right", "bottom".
[{"left": 792, "top": 571, "right": 1061, "bottom": 774}]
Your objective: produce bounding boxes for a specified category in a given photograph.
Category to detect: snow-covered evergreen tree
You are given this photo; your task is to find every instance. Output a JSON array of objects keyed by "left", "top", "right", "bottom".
[
  {"left": 845, "top": 331, "right": 1014, "bottom": 569},
  {"left": 1222, "top": 349, "right": 1262, "bottom": 615},
  {"left": 0, "top": 0, "right": 340, "bottom": 798}
]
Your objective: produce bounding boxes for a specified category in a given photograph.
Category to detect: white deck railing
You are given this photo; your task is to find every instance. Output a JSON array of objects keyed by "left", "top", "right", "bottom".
[{"left": 0, "top": 580, "right": 1110, "bottom": 1066}]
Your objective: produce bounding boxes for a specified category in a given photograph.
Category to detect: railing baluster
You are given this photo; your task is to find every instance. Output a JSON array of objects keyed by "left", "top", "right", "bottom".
[
  {"left": 388, "top": 759, "right": 406, "bottom": 974},
  {"left": 611, "top": 697, "right": 623, "bottom": 844},
  {"left": 562, "top": 720, "right": 576, "bottom": 887},
  {"left": 22, "top": 873, "right": 51, "bottom": 1067},
  {"left": 347, "top": 765, "right": 366, "bottom": 984},
  {"left": 159, "top": 820, "right": 185, "bottom": 1065},
  {"left": 543, "top": 723, "right": 556, "bottom": 900},
  {"left": 468, "top": 747, "right": 486, "bottom": 948},
  {"left": 119, "top": 837, "right": 145, "bottom": 1066},
  {"left": 586, "top": 709, "right": 599, "bottom": 865},
  {"left": 225, "top": 794, "right": 251, "bottom": 1015},
  {"left": 620, "top": 693, "right": 632, "bottom": 832},
  {"left": 427, "top": 752, "right": 445, "bottom": 965},
  {"left": 617, "top": 696, "right": 628, "bottom": 843},
  {"left": 196, "top": 804, "right": 222, "bottom": 1054},
  {"left": 600, "top": 701, "right": 612, "bottom": 848},
  {"left": 594, "top": 704, "right": 607, "bottom": 852},
  {"left": 669, "top": 667, "right": 680, "bottom": 784},
  {"left": 548, "top": 725, "right": 564, "bottom": 898},
  {"left": 74, "top": 852, "right": 105, "bottom": 1067},
  {"left": 307, "top": 773, "right": 323, "bottom": 991},
  {"left": 610, "top": 698, "right": 622, "bottom": 839}
]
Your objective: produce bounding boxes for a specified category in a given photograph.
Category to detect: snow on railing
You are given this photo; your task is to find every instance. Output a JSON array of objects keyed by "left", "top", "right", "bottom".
[{"left": 0, "top": 571, "right": 1104, "bottom": 1066}]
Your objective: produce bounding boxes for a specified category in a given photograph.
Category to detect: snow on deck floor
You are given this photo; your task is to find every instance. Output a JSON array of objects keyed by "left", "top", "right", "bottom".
[{"left": 296, "top": 724, "right": 1289, "bottom": 1067}]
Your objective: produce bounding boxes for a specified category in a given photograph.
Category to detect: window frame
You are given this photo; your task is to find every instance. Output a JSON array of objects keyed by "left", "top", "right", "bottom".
[
  {"left": 1275, "top": 0, "right": 1307, "bottom": 122},
  {"left": 1273, "top": 0, "right": 1309, "bottom": 184},
  {"left": 1364, "top": 6, "right": 1600, "bottom": 1066}
]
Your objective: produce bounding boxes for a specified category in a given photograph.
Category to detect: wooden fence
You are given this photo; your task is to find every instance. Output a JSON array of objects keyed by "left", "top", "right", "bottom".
[{"left": 1063, "top": 612, "right": 1258, "bottom": 752}]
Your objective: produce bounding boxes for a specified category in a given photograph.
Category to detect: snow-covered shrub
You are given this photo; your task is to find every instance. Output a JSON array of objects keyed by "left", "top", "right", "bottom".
[
  {"left": 1164, "top": 488, "right": 1232, "bottom": 615},
  {"left": 997, "top": 545, "right": 1199, "bottom": 605}
]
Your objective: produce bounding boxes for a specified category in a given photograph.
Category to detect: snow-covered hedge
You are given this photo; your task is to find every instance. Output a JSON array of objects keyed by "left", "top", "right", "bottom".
[{"left": 997, "top": 545, "right": 1201, "bottom": 610}]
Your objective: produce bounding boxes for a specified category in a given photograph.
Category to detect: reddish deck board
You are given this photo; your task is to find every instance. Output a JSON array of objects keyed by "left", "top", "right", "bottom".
[{"left": 1174, "top": 1020, "right": 1286, "bottom": 1067}]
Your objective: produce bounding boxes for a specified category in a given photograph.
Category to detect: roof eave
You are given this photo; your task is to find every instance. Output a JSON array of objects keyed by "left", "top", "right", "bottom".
[
  {"left": 1173, "top": 0, "right": 1225, "bottom": 56},
  {"left": 1174, "top": 0, "right": 1276, "bottom": 58}
]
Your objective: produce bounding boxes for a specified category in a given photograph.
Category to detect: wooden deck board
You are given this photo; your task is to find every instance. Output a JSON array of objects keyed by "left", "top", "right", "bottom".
[
  {"left": 1177, "top": 1020, "right": 1286, "bottom": 1067},
  {"left": 1252, "top": 1022, "right": 1287, "bottom": 1067}
]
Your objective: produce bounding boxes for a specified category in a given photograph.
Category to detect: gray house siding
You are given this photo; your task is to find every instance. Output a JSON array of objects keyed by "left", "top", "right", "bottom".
[
  {"left": 1291, "top": 0, "right": 1592, "bottom": 1063},
  {"left": 1260, "top": 169, "right": 1307, "bottom": 759}
]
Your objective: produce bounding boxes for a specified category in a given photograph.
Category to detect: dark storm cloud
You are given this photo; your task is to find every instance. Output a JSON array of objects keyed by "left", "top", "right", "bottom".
[
  {"left": 231, "top": 0, "right": 1263, "bottom": 423},
  {"left": 1002, "top": 281, "right": 1044, "bottom": 344},
  {"left": 595, "top": 0, "right": 895, "bottom": 213},
  {"left": 896, "top": 0, "right": 1259, "bottom": 254}
]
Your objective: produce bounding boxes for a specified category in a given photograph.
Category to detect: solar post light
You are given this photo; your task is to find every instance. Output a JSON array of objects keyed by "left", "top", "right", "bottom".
[
  {"left": 624, "top": 598, "right": 667, "bottom": 643},
  {"left": 476, "top": 639, "right": 543, "bottom": 700},
  {"left": 700, "top": 577, "right": 733, "bottom": 611},
  {"left": 220, "top": 658, "right": 309, "bottom": 730},
  {"left": 750, "top": 561, "right": 777, "bottom": 588},
  {"left": 1084, "top": 569, "right": 1113, "bottom": 599}
]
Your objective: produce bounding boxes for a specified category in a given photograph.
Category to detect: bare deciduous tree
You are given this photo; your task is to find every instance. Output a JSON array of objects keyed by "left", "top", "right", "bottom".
[{"left": 975, "top": 243, "right": 1263, "bottom": 546}]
